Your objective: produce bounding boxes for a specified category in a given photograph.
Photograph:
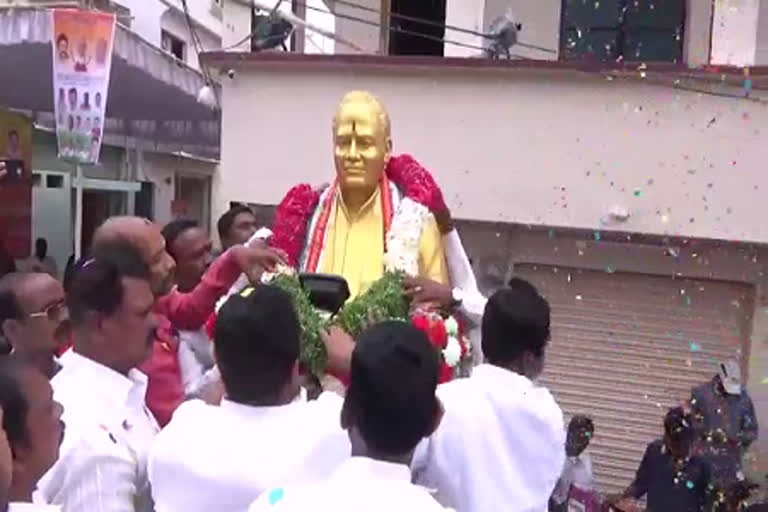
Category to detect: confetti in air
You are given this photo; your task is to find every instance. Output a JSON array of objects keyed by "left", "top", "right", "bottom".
[{"left": 690, "top": 342, "right": 701, "bottom": 352}]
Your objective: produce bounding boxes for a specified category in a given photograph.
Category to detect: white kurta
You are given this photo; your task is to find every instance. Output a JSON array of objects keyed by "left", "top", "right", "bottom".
[
  {"left": 8, "top": 504, "right": 60, "bottom": 511},
  {"left": 148, "top": 392, "right": 350, "bottom": 512},
  {"left": 39, "top": 351, "right": 160, "bottom": 512},
  {"left": 249, "top": 457, "right": 451, "bottom": 511},
  {"left": 413, "top": 364, "right": 566, "bottom": 512}
]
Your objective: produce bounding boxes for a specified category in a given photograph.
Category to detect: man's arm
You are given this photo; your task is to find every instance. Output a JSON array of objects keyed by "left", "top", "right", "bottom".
[
  {"left": 623, "top": 444, "right": 651, "bottom": 500},
  {"left": 157, "top": 246, "right": 284, "bottom": 330}
]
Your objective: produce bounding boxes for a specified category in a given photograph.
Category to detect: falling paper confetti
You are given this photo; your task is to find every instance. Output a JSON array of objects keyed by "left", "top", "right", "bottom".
[
  {"left": 633, "top": 188, "right": 642, "bottom": 197},
  {"left": 690, "top": 342, "right": 701, "bottom": 352}
]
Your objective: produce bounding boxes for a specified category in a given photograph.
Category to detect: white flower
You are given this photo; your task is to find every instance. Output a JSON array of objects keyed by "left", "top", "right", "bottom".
[
  {"left": 384, "top": 198, "right": 428, "bottom": 275},
  {"left": 444, "top": 316, "right": 459, "bottom": 337},
  {"left": 443, "top": 336, "right": 462, "bottom": 367}
]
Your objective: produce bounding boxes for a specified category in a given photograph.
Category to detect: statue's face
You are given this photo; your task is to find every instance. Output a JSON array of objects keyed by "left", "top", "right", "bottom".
[{"left": 334, "top": 98, "right": 391, "bottom": 196}]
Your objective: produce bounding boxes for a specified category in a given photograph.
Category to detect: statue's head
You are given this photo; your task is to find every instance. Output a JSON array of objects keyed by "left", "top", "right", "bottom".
[{"left": 333, "top": 91, "right": 392, "bottom": 198}]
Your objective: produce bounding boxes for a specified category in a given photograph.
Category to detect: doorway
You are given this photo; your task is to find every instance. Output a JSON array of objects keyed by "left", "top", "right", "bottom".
[{"left": 389, "top": 0, "right": 446, "bottom": 56}]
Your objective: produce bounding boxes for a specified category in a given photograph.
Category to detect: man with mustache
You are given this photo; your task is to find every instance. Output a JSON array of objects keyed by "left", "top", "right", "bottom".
[
  {"left": 90, "top": 216, "right": 284, "bottom": 426},
  {"left": 0, "top": 273, "right": 70, "bottom": 379},
  {"left": 39, "top": 242, "right": 160, "bottom": 512}
]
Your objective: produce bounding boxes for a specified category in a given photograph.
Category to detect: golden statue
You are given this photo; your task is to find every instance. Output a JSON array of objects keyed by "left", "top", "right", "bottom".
[{"left": 270, "top": 91, "right": 449, "bottom": 299}]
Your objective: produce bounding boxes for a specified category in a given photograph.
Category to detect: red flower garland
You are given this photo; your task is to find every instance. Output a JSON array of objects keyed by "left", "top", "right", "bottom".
[
  {"left": 270, "top": 184, "right": 321, "bottom": 267},
  {"left": 269, "top": 155, "right": 446, "bottom": 266}
]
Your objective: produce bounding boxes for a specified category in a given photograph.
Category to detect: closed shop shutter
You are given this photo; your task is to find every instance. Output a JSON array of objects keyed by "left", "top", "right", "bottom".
[{"left": 514, "top": 264, "right": 754, "bottom": 494}]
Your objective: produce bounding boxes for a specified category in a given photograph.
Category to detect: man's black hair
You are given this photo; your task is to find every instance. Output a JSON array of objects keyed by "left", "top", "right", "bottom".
[
  {"left": 481, "top": 278, "right": 550, "bottom": 365},
  {"left": 217, "top": 205, "right": 254, "bottom": 243},
  {"left": 0, "top": 358, "right": 31, "bottom": 446},
  {"left": 56, "top": 33, "right": 68, "bottom": 46},
  {"left": 664, "top": 406, "right": 693, "bottom": 442},
  {"left": 214, "top": 285, "right": 300, "bottom": 404},
  {"left": 569, "top": 414, "right": 595, "bottom": 434},
  {"left": 161, "top": 218, "right": 199, "bottom": 259},
  {"left": 345, "top": 321, "right": 439, "bottom": 456},
  {"left": 67, "top": 241, "right": 150, "bottom": 326}
]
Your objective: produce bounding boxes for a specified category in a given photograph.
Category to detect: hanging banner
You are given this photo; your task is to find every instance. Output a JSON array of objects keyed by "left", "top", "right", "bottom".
[
  {"left": 0, "top": 108, "right": 33, "bottom": 259},
  {"left": 51, "top": 9, "right": 116, "bottom": 164}
]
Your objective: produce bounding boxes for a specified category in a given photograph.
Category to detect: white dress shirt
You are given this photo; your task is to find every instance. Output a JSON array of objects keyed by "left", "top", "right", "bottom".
[
  {"left": 149, "top": 391, "right": 350, "bottom": 512},
  {"left": 176, "top": 327, "right": 221, "bottom": 399},
  {"left": 442, "top": 230, "right": 486, "bottom": 365},
  {"left": 551, "top": 451, "right": 594, "bottom": 505},
  {"left": 38, "top": 350, "right": 160, "bottom": 512},
  {"left": 249, "top": 457, "right": 451, "bottom": 511},
  {"left": 413, "top": 364, "right": 565, "bottom": 512}
]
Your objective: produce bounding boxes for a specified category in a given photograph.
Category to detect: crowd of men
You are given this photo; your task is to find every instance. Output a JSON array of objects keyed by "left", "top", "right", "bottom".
[{"left": 0, "top": 204, "right": 762, "bottom": 511}]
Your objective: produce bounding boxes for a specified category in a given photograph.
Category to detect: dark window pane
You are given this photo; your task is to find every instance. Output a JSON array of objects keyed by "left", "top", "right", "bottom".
[
  {"left": 624, "top": 29, "right": 683, "bottom": 62},
  {"left": 562, "top": 28, "right": 621, "bottom": 61},
  {"left": 624, "top": 0, "right": 685, "bottom": 29},
  {"left": 562, "top": 0, "right": 623, "bottom": 28}
]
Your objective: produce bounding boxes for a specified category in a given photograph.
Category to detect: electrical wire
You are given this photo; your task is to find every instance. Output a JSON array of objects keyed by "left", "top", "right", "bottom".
[
  {"left": 180, "top": 0, "right": 224, "bottom": 109},
  {"left": 328, "top": 0, "right": 556, "bottom": 54},
  {"left": 293, "top": 0, "right": 489, "bottom": 54}
]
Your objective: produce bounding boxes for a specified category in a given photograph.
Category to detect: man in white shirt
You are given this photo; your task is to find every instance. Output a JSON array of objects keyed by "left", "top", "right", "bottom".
[
  {"left": 550, "top": 415, "right": 595, "bottom": 511},
  {"left": 412, "top": 278, "right": 566, "bottom": 512},
  {"left": 250, "top": 321, "right": 450, "bottom": 512},
  {"left": 0, "top": 359, "right": 64, "bottom": 511},
  {"left": 149, "top": 284, "right": 350, "bottom": 512},
  {"left": 38, "top": 242, "right": 160, "bottom": 512}
]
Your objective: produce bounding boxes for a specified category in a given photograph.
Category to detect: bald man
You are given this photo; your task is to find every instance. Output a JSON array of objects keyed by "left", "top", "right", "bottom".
[{"left": 87, "top": 217, "right": 284, "bottom": 425}]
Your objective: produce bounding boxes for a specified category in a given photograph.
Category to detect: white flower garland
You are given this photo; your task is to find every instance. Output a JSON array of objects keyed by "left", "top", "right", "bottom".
[{"left": 383, "top": 197, "right": 430, "bottom": 276}]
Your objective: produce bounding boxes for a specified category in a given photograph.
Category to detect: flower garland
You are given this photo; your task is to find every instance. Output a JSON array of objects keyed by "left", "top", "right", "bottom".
[
  {"left": 270, "top": 154, "right": 446, "bottom": 267},
  {"left": 206, "top": 154, "right": 472, "bottom": 381}
]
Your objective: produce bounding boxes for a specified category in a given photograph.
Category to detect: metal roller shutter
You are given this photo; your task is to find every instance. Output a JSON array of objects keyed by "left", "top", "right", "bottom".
[{"left": 514, "top": 264, "right": 754, "bottom": 495}]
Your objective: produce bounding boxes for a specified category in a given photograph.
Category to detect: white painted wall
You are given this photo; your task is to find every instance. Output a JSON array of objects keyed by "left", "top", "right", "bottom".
[
  {"left": 711, "top": 0, "right": 761, "bottom": 66},
  {"left": 757, "top": 0, "right": 768, "bottom": 64},
  {"left": 216, "top": 64, "right": 767, "bottom": 244},
  {"left": 334, "top": 0, "right": 378, "bottom": 54},
  {"left": 444, "top": 0, "right": 485, "bottom": 57}
]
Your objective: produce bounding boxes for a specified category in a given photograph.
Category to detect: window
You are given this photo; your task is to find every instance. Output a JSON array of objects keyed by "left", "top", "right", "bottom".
[
  {"left": 389, "top": 0, "right": 446, "bottom": 56},
  {"left": 560, "top": 0, "right": 685, "bottom": 62},
  {"left": 161, "top": 30, "right": 186, "bottom": 61}
]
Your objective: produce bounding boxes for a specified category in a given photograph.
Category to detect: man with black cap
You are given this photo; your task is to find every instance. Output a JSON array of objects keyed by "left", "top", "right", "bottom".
[
  {"left": 249, "top": 321, "right": 448, "bottom": 511},
  {"left": 690, "top": 359, "right": 758, "bottom": 487}
]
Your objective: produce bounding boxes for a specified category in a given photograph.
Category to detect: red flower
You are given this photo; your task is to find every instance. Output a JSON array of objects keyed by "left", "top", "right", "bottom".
[
  {"left": 386, "top": 154, "right": 447, "bottom": 215},
  {"left": 270, "top": 184, "right": 321, "bottom": 266},
  {"left": 427, "top": 319, "right": 448, "bottom": 349},
  {"left": 412, "top": 314, "right": 430, "bottom": 333},
  {"left": 438, "top": 362, "right": 453, "bottom": 384},
  {"left": 204, "top": 312, "right": 217, "bottom": 341}
]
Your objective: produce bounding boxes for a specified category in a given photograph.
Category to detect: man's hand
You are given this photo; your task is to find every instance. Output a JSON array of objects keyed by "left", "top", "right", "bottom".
[
  {"left": 404, "top": 276, "right": 454, "bottom": 307},
  {"left": 230, "top": 246, "right": 286, "bottom": 283},
  {"left": 322, "top": 326, "right": 355, "bottom": 375}
]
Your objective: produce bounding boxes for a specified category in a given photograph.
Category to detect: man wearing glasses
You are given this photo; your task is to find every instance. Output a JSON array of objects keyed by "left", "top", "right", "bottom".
[{"left": 0, "top": 273, "right": 70, "bottom": 378}]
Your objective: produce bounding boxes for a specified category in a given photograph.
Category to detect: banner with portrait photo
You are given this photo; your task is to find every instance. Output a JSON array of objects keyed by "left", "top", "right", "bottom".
[
  {"left": 51, "top": 9, "right": 116, "bottom": 164},
  {"left": 0, "top": 108, "right": 32, "bottom": 259}
]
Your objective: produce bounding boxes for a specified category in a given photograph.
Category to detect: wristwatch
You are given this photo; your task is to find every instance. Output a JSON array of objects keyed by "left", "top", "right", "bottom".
[{"left": 451, "top": 287, "right": 464, "bottom": 308}]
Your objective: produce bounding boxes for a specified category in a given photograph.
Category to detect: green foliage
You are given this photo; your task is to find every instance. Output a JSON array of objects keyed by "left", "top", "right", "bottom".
[{"left": 270, "top": 271, "right": 410, "bottom": 376}]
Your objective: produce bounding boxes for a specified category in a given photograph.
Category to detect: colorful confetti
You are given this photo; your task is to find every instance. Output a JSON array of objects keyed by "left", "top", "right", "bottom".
[{"left": 690, "top": 342, "right": 701, "bottom": 352}]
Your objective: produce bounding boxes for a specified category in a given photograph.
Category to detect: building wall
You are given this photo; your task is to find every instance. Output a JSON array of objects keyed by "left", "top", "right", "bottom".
[
  {"left": 483, "top": 0, "right": 561, "bottom": 60},
  {"left": 757, "top": 0, "right": 768, "bottom": 65},
  {"left": 444, "top": 0, "right": 484, "bottom": 57},
  {"left": 160, "top": 7, "right": 221, "bottom": 69},
  {"left": 334, "top": 0, "right": 378, "bottom": 54},
  {"left": 217, "top": 65, "right": 767, "bottom": 244}
]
